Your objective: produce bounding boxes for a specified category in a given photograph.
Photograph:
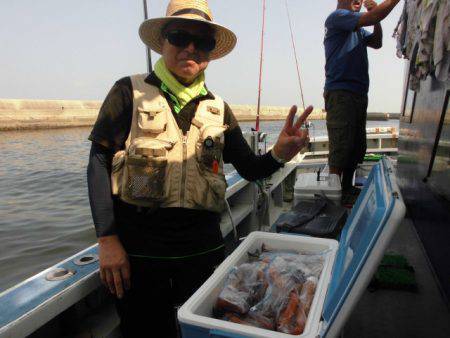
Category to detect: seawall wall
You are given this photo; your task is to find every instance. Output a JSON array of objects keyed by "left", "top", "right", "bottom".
[{"left": 0, "top": 99, "right": 393, "bottom": 131}]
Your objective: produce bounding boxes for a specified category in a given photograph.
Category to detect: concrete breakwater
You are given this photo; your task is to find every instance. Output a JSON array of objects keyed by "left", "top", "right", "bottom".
[
  {"left": 0, "top": 99, "right": 393, "bottom": 131},
  {"left": 0, "top": 99, "right": 101, "bottom": 131}
]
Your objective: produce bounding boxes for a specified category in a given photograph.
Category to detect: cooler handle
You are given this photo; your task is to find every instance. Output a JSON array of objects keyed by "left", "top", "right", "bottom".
[{"left": 210, "top": 329, "right": 248, "bottom": 338}]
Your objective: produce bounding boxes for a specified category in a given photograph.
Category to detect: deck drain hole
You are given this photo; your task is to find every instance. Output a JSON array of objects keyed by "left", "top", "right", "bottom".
[
  {"left": 74, "top": 254, "right": 98, "bottom": 266},
  {"left": 46, "top": 268, "right": 75, "bottom": 281}
]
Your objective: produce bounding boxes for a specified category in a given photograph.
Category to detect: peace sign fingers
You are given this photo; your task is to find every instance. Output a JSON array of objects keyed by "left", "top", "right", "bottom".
[
  {"left": 294, "top": 105, "right": 314, "bottom": 129},
  {"left": 284, "top": 105, "right": 298, "bottom": 129}
]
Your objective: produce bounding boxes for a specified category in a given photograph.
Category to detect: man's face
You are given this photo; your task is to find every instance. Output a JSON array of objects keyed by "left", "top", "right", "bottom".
[
  {"left": 338, "top": 0, "right": 362, "bottom": 11},
  {"left": 351, "top": 0, "right": 363, "bottom": 12},
  {"left": 161, "top": 20, "right": 214, "bottom": 83}
]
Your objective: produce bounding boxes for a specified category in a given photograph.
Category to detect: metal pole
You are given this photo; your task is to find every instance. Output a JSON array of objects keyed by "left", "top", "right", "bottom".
[
  {"left": 143, "top": 0, "right": 153, "bottom": 72},
  {"left": 255, "top": 0, "right": 266, "bottom": 132}
]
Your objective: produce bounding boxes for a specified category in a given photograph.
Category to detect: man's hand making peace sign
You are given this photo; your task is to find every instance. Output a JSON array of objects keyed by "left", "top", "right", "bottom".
[{"left": 272, "top": 105, "right": 313, "bottom": 162}]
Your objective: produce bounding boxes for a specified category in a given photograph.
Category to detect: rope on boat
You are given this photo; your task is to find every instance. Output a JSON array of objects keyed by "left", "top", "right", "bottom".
[{"left": 255, "top": 0, "right": 307, "bottom": 132}]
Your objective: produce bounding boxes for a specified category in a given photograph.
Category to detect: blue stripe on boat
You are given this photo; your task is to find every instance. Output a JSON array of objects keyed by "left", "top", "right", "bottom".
[
  {"left": 0, "top": 246, "right": 99, "bottom": 329},
  {"left": 226, "top": 171, "right": 242, "bottom": 187}
]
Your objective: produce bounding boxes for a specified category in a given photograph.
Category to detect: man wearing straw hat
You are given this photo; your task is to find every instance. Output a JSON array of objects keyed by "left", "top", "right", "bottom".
[{"left": 87, "top": 0, "right": 312, "bottom": 336}]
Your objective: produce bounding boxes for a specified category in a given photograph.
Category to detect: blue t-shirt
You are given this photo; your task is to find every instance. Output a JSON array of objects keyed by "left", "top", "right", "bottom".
[{"left": 324, "top": 9, "right": 373, "bottom": 95}]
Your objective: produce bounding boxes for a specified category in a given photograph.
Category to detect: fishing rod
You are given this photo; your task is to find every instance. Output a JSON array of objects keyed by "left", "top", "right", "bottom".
[
  {"left": 285, "top": 0, "right": 306, "bottom": 111},
  {"left": 143, "top": 0, "right": 153, "bottom": 72},
  {"left": 255, "top": 0, "right": 266, "bottom": 132}
]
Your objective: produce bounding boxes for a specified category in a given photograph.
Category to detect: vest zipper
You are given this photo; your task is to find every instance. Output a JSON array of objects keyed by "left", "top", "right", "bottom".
[{"left": 180, "top": 134, "right": 188, "bottom": 208}]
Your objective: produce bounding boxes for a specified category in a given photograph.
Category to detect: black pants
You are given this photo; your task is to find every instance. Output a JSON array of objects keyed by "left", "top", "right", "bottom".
[
  {"left": 115, "top": 248, "right": 225, "bottom": 338},
  {"left": 324, "top": 90, "right": 368, "bottom": 169}
]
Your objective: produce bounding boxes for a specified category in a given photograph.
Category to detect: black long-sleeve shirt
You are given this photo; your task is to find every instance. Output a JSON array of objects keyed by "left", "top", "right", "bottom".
[{"left": 87, "top": 73, "right": 282, "bottom": 257}]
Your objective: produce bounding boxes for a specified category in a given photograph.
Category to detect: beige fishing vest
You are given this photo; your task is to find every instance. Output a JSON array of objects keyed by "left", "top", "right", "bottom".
[{"left": 111, "top": 74, "right": 228, "bottom": 213}]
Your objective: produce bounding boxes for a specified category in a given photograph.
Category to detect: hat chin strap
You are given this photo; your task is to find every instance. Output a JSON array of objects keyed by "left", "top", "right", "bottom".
[{"left": 171, "top": 8, "right": 212, "bottom": 21}]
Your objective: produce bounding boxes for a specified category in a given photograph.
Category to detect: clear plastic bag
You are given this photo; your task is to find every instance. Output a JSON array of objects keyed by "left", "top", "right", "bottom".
[
  {"left": 276, "top": 289, "right": 307, "bottom": 335},
  {"left": 215, "top": 245, "right": 326, "bottom": 335},
  {"left": 299, "top": 276, "right": 318, "bottom": 315},
  {"left": 249, "top": 256, "right": 305, "bottom": 318},
  {"left": 215, "top": 261, "right": 268, "bottom": 315}
]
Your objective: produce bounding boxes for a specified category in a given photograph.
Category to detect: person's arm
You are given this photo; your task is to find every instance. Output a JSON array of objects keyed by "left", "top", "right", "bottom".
[
  {"left": 88, "top": 79, "right": 133, "bottom": 299},
  {"left": 223, "top": 127, "right": 282, "bottom": 181},
  {"left": 87, "top": 143, "right": 116, "bottom": 237},
  {"left": 223, "top": 103, "right": 282, "bottom": 181},
  {"left": 364, "top": 0, "right": 383, "bottom": 49},
  {"left": 367, "top": 23, "right": 383, "bottom": 49},
  {"left": 357, "top": 0, "right": 401, "bottom": 28},
  {"left": 223, "top": 104, "right": 312, "bottom": 181},
  {"left": 89, "top": 78, "right": 133, "bottom": 150},
  {"left": 87, "top": 142, "right": 130, "bottom": 300}
]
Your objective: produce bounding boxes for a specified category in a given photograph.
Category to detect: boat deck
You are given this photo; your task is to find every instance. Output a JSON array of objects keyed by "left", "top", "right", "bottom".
[
  {"left": 3, "top": 158, "right": 450, "bottom": 337},
  {"left": 345, "top": 218, "right": 450, "bottom": 338},
  {"left": 25, "top": 218, "right": 450, "bottom": 338}
]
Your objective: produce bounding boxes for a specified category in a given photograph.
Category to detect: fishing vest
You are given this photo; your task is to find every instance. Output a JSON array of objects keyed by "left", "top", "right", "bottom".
[{"left": 111, "top": 74, "right": 228, "bottom": 213}]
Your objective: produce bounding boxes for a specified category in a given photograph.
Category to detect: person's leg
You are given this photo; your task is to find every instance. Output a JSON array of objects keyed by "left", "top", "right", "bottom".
[
  {"left": 355, "top": 94, "right": 369, "bottom": 168},
  {"left": 341, "top": 93, "right": 369, "bottom": 203},
  {"left": 342, "top": 167, "right": 356, "bottom": 191},
  {"left": 325, "top": 91, "right": 354, "bottom": 183},
  {"left": 343, "top": 93, "right": 368, "bottom": 190},
  {"left": 329, "top": 166, "right": 343, "bottom": 176},
  {"left": 115, "top": 257, "right": 177, "bottom": 338}
]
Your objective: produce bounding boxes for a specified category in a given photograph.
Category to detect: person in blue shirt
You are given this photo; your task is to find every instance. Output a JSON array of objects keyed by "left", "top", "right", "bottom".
[{"left": 324, "top": 0, "right": 400, "bottom": 202}]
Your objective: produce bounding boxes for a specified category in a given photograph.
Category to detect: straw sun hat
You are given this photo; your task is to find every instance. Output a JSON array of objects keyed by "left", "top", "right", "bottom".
[{"left": 139, "top": 0, "right": 237, "bottom": 60}]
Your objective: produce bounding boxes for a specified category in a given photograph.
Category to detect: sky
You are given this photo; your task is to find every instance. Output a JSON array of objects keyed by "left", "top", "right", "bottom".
[{"left": 0, "top": 0, "right": 405, "bottom": 113}]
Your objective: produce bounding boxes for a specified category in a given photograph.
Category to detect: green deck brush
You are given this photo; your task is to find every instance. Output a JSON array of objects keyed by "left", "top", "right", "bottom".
[{"left": 368, "top": 254, "right": 418, "bottom": 292}]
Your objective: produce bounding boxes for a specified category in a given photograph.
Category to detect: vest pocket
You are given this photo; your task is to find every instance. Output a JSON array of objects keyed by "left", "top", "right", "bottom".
[
  {"left": 121, "top": 138, "right": 173, "bottom": 206},
  {"left": 195, "top": 125, "right": 227, "bottom": 171},
  {"left": 138, "top": 108, "right": 167, "bottom": 134},
  {"left": 204, "top": 170, "right": 227, "bottom": 212},
  {"left": 122, "top": 155, "right": 167, "bottom": 203},
  {"left": 194, "top": 163, "right": 227, "bottom": 212},
  {"left": 192, "top": 124, "right": 228, "bottom": 211},
  {"left": 205, "top": 170, "right": 227, "bottom": 198},
  {"left": 196, "top": 140, "right": 224, "bottom": 172}
]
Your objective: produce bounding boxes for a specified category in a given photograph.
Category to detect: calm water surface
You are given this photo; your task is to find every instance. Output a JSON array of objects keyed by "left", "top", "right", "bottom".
[
  {"left": 0, "top": 128, "right": 94, "bottom": 292},
  {"left": 0, "top": 119, "right": 398, "bottom": 292}
]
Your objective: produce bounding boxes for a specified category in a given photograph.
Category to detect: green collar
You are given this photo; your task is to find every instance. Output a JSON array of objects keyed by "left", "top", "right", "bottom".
[
  {"left": 160, "top": 82, "right": 208, "bottom": 114},
  {"left": 154, "top": 58, "right": 208, "bottom": 114}
]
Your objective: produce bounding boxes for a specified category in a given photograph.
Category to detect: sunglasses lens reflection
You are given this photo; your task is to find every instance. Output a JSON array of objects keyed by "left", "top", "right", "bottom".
[
  {"left": 166, "top": 30, "right": 216, "bottom": 52},
  {"left": 167, "top": 31, "right": 190, "bottom": 48},
  {"left": 196, "top": 36, "right": 216, "bottom": 52}
]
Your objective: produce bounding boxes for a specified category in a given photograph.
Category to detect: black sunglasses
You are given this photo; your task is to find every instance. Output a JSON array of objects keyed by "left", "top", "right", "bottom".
[{"left": 164, "top": 30, "right": 216, "bottom": 53}]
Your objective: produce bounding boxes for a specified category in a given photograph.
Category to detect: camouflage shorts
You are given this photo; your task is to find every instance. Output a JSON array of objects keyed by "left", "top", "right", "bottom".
[{"left": 324, "top": 90, "right": 368, "bottom": 169}]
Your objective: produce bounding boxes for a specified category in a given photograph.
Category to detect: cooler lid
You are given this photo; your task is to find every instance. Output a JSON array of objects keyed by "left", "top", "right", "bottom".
[
  {"left": 320, "top": 158, "right": 405, "bottom": 337},
  {"left": 294, "top": 172, "right": 341, "bottom": 194}
]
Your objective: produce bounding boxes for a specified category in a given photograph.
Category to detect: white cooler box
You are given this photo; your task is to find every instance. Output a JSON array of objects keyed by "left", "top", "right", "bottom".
[
  {"left": 293, "top": 173, "right": 342, "bottom": 205},
  {"left": 178, "top": 158, "right": 405, "bottom": 338}
]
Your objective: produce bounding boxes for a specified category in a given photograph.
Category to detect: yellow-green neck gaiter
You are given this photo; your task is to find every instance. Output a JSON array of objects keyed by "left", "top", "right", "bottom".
[{"left": 154, "top": 58, "right": 207, "bottom": 113}]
